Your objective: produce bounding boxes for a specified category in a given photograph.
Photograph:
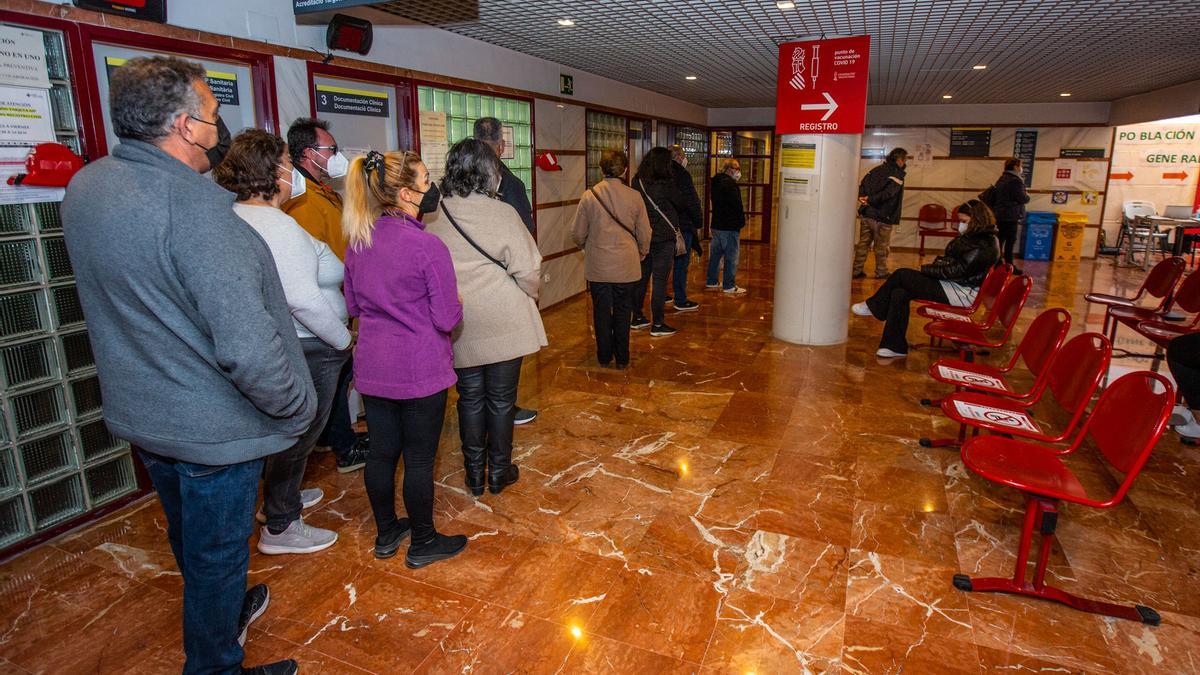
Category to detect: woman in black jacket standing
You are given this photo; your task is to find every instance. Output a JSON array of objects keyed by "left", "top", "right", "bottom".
[
  {"left": 989, "top": 158, "right": 1031, "bottom": 274},
  {"left": 632, "top": 147, "right": 687, "bottom": 337},
  {"left": 852, "top": 200, "right": 1001, "bottom": 358}
]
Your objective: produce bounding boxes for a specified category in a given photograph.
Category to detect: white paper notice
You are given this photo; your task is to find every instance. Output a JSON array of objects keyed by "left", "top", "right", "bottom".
[
  {"left": 0, "top": 146, "right": 64, "bottom": 204},
  {"left": 953, "top": 400, "right": 1039, "bottom": 433},
  {"left": 924, "top": 307, "right": 971, "bottom": 322},
  {"left": 501, "top": 125, "right": 514, "bottom": 160},
  {"left": 418, "top": 110, "right": 449, "bottom": 182},
  {"left": 0, "top": 85, "right": 55, "bottom": 145},
  {"left": 0, "top": 27, "right": 51, "bottom": 89},
  {"left": 782, "top": 175, "right": 811, "bottom": 200},
  {"left": 936, "top": 366, "right": 1007, "bottom": 391}
]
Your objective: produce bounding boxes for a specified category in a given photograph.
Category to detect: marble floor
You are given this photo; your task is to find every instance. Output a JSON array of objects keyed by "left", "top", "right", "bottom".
[{"left": 2, "top": 247, "right": 1200, "bottom": 673}]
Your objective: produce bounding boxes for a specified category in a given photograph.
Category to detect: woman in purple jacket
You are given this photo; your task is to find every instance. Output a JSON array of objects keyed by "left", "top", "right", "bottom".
[{"left": 342, "top": 150, "right": 467, "bottom": 568}]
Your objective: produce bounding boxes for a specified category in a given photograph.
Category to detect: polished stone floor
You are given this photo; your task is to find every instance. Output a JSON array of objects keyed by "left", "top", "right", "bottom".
[{"left": 2, "top": 247, "right": 1199, "bottom": 673}]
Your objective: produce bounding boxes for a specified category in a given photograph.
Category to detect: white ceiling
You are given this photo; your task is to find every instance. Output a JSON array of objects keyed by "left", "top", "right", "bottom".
[{"left": 370, "top": 0, "right": 1200, "bottom": 109}]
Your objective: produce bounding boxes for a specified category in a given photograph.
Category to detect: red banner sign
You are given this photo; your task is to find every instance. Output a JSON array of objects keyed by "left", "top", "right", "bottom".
[{"left": 776, "top": 36, "right": 870, "bottom": 135}]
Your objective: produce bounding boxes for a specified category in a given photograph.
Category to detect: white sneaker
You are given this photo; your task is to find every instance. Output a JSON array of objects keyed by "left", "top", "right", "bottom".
[
  {"left": 1176, "top": 419, "right": 1200, "bottom": 440},
  {"left": 851, "top": 302, "right": 873, "bottom": 317},
  {"left": 257, "top": 518, "right": 338, "bottom": 555},
  {"left": 256, "top": 487, "right": 324, "bottom": 524},
  {"left": 723, "top": 285, "right": 747, "bottom": 295},
  {"left": 876, "top": 348, "right": 908, "bottom": 359},
  {"left": 1169, "top": 405, "right": 1195, "bottom": 427}
]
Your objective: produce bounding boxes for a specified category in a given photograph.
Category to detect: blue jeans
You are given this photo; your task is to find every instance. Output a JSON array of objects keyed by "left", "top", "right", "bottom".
[
  {"left": 672, "top": 230, "right": 694, "bottom": 303},
  {"left": 707, "top": 229, "right": 741, "bottom": 289},
  {"left": 139, "top": 450, "right": 264, "bottom": 674}
]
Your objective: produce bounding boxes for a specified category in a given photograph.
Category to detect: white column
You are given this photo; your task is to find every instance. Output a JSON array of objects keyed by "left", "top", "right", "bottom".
[{"left": 772, "top": 133, "right": 863, "bottom": 345}]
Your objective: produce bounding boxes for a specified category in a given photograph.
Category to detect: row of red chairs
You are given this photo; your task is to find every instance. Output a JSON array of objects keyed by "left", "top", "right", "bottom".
[
  {"left": 1086, "top": 256, "right": 1200, "bottom": 367},
  {"left": 912, "top": 263, "right": 1176, "bottom": 626}
]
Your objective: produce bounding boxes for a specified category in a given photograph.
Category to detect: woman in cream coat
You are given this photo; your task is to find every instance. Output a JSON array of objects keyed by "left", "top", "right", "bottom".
[{"left": 426, "top": 138, "right": 547, "bottom": 498}]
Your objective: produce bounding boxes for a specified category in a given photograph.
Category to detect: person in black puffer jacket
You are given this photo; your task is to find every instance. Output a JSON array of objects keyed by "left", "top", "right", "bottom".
[
  {"left": 632, "top": 147, "right": 687, "bottom": 336},
  {"left": 985, "top": 158, "right": 1031, "bottom": 273},
  {"left": 852, "top": 199, "right": 1000, "bottom": 358},
  {"left": 853, "top": 147, "right": 908, "bottom": 278}
]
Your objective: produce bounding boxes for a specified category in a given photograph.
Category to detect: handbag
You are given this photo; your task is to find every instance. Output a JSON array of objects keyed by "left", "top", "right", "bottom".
[
  {"left": 440, "top": 203, "right": 507, "bottom": 270},
  {"left": 636, "top": 178, "right": 687, "bottom": 257},
  {"left": 588, "top": 186, "right": 638, "bottom": 244}
]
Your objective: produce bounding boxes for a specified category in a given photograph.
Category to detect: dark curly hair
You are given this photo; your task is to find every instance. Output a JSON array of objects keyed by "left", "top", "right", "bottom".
[
  {"left": 440, "top": 138, "right": 500, "bottom": 198},
  {"left": 213, "top": 128, "right": 287, "bottom": 201}
]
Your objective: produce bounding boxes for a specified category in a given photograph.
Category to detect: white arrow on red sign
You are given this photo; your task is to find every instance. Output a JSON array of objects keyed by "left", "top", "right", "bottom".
[{"left": 801, "top": 92, "right": 839, "bottom": 121}]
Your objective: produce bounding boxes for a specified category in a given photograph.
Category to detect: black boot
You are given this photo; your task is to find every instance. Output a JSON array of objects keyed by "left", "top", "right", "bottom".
[
  {"left": 488, "top": 464, "right": 519, "bottom": 494},
  {"left": 463, "top": 447, "right": 486, "bottom": 497}
]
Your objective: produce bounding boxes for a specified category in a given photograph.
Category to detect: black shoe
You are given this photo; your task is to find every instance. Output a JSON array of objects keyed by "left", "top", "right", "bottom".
[
  {"left": 852, "top": 272, "right": 867, "bottom": 279},
  {"left": 488, "top": 465, "right": 520, "bottom": 494},
  {"left": 237, "top": 584, "right": 269, "bottom": 647},
  {"left": 405, "top": 532, "right": 468, "bottom": 569},
  {"left": 374, "top": 519, "right": 412, "bottom": 559},
  {"left": 241, "top": 660, "right": 297, "bottom": 675},
  {"left": 631, "top": 316, "right": 651, "bottom": 330},
  {"left": 664, "top": 295, "right": 674, "bottom": 305},
  {"left": 615, "top": 362, "right": 629, "bottom": 371},
  {"left": 513, "top": 407, "right": 537, "bottom": 425},
  {"left": 673, "top": 300, "right": 700, "bottom": 312},
  {"left": 650, "top": 323, "right": 677, "bottom": 337},
  {"left": 464, "top": 461, "right": 486, "bottom": 497},
  {"left": 336, "top": 439, "right": 369, "bottom": 473}
]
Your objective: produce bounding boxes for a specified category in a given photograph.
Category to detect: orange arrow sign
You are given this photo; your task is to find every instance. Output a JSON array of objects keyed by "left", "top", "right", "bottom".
[
  {"left": 1163, "top": 171, "right": 1188, "bottom": 180},
  {"left": 1109, "top": 171, "right": 1134, "bottom": 181}
]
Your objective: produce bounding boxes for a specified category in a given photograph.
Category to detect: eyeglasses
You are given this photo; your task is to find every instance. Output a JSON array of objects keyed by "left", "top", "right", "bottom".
[
  {"left": 188, "top": 115, "right": 218, "bottom": 127},
  {"left": 311, "top": 144, "right": 339, "bottom": 155}
]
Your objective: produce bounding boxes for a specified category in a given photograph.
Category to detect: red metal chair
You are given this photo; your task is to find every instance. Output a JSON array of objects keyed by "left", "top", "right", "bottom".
[
  {"left": 1084, "top": 256, "right": 1185, "bottom": 339},
  {"left": 1110, "top": 269, "right": 1200, "bottom": 361},
  {"left": 921, "top": 308, "right": 1071, "bottom": 408},
  {"left": 921, "top": 332, "right": 1110, "bottom": 448},
  {"left": 916, "top": 263, "right": 1012, "bottom": 324},
  {"left": 952, "top": 371, "right": 1175, "bottom": 625},
  {"left": 917, "top": 203, "right": 955, "bottom": 256},
  {"left": 924, "top": 275, "right": 1032, "bottom": 362}
]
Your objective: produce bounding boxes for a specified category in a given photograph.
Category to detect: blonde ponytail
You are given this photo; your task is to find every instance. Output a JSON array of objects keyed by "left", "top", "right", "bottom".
[{"left": 342, "top": 150, "right": 424, "bottom": 251}]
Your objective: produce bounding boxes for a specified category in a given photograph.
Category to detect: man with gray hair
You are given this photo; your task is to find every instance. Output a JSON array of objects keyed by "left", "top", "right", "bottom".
[
  {"left": 474, "top": 116, "right": 538, "bottom": 425},
  {"left": 62, "top": 56, "right": 313, "bottom": 675}
]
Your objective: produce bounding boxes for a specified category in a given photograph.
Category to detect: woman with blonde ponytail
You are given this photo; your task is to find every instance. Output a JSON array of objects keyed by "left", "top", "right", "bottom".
[{"left": 341, "top": 150, "right": 469, "bottom": 568}]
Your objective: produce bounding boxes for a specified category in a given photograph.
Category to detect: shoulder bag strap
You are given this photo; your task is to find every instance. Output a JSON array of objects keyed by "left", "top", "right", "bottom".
[
  {"left": 588, "top": 186, "right": 638, "bottom": 241},
  {"left": 637, "top": 178, "right": 682, "bottom": 237},
  {"left": 440, "top": 203, "right": 508, "bottom": 271}
]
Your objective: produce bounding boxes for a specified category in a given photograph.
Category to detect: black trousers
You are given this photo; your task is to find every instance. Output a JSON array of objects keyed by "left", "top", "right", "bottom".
[
  {"left": 362, "top": 389, "right": 448, "bottom": 544},
  {"left": 455, "top": 356, "right": 523, "bottom": 478},
  {"left": 865, "top": 268, "right": 950, "bottom": 353},
  {"left": 590, "top": 281, "right": 637, "bottom": 366},
  {"left": 1168, "top": 332, "right": 1200, "bottom": 409},
  {"left": 997, "top": 220, "right": 1019, "bottom": 265},
  {"left": 636, "top": 239, "right": 675, "bottom": 325}
]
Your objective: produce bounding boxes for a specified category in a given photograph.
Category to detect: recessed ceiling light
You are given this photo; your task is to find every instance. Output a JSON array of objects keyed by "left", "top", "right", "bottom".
[
  {"left": 972, "top": 64, "right": 987, "bottom": 70},
  {"left": 556, "top": 18, "right": 575, "bottom": 26},
  {"left": 776, "top": 1, "right": 796, "bottom": 8},
  {"left": 1060, "top": 92, "right": 1072, "bottom": 97},
  {"left": 942, "top": 94, "right": 953, "bottom": 99},
  {"left": 685, "top": 75, "right": 697, "bottom": 80}
]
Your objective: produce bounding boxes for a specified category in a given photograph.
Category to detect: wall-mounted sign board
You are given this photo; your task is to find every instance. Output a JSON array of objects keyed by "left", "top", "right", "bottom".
[{"left": 949, "top": 127, "right": 992, "bottom": 157}]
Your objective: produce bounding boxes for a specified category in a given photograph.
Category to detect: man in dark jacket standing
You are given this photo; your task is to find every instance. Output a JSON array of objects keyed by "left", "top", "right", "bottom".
[
  {"left": 987, "top": 157, "right": 1031, "bottom": 274},
  {"left": 707, "top": 158, "right": 748, "bottom": 294},
  {"left": 474, "top": 117, "right": 538, "bottom": 425},
  {"left": 853, "top": 147, "right": 908, "bottom": 279},
  {"left": 62, "top": 57, "right": 314, "bottom": 675},
  {"left": 669, "top": 145, "right": 704, "bottom": 311}
]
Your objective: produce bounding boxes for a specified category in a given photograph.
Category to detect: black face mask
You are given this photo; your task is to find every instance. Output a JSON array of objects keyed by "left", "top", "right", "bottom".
[
  {"left": 205, "top": 116, "right": 232, "bottom": 171},
  {"left": 408, "top": 183, "right": 441, "bottom": 214}
]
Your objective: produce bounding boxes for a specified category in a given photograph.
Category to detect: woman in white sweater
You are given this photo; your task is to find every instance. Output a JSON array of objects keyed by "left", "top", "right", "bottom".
[
  {"left": 426, "top": 138, "right": 547, "bottom": 497},
  {"left": 215, "top": 129, "right": 350, "bottom": 555}
]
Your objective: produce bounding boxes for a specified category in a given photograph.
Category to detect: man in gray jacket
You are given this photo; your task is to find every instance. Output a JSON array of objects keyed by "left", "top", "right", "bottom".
[{"left": 62, "top": 57, "right": 314, "bottom": 675}]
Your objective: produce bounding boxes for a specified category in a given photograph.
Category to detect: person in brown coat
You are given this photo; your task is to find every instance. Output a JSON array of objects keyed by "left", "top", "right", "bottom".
[{"left": 573, "top": 150, "right": 653, "bottom": 368}]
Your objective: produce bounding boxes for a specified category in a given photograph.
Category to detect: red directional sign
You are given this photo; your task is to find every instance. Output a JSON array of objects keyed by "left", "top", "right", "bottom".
[{"left": 776, "top": 35, "right": 871, "bottom": 135}]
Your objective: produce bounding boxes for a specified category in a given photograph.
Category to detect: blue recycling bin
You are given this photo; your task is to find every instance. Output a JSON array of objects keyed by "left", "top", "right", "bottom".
[{"left": 1023, "top": 212, "right": 1057, "bottom": 261}]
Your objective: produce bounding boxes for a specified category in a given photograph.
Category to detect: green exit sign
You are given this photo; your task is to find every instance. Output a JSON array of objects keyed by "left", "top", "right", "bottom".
[{"left": 560, "top": 73, "right": 573, "bottom": 96}]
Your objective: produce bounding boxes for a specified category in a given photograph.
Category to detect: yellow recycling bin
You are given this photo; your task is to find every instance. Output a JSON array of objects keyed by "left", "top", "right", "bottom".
[{"left": 1053, "top": 211, "right": 1088, "bottom": 262}]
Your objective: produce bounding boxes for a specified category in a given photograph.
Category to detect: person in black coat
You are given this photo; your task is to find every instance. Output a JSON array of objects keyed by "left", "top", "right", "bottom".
[
  {"left": 632, "top": 147, "right": 687, "bottom": 336},
  {"left": 669, "top": 145, "right": 704, "bottom": 311},
  {"left": 986, "top": 158, "right": 1031, "bottom": 273},
  {"left": 852, "top": 200, "right": 1001, "bottom": 358},
  {"left": 707, "top": 158, "right": 747, "bottom": 294},
  {"left": 853, "top": 148, "right": 908, "bottom": 278}
]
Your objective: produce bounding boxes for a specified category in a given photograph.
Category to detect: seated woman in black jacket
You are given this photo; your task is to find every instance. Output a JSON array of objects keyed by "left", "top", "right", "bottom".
[{"left": 852, "top": 200, "right": 1001, "bottom": 358}]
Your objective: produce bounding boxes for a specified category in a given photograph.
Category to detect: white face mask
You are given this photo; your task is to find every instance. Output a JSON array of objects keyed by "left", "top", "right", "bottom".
[
  {"left": 321, "top": 150, "right": 349, "bottom": 179},
  {"left": 958, "top": 221, "right": 969, "bottom": 234},
  {"left": 731, "top": 170, "right": 742, "bottom": 181},
  {"left": 279, "top": 165, "right": 306, "bottom": 199}
]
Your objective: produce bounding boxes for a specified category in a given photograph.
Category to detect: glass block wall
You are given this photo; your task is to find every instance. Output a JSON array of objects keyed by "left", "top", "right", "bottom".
[
  {"left": 586, "top": 111, "right": 628, "bottom": 187},
  {"left": 671, "top": 125, "right": 709, "bottom": 205},
  {"left": 0, "top": 27, "right": 136, "bottom": 553},
  {"left": 416, "top": 86, "right": 533, "bottom": 205}
]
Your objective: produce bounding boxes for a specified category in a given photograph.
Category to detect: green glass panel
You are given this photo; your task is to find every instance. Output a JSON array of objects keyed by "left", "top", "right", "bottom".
[
  {"left": 518, "top": 102, "right": 530, "bottom": 123},
  {"left": 449, "top": 91, "right": 466, "bottom": 117},
  {"left": 449, "top": 118, "right": 467, "bottom": 143},
  {"left": 418, "top": 86, "right": 433, "bottom": 110},
  {"left": 467, "top": 94, "right": 481, "bottom": 119},
  {"left": 480, "top": 96, "right": 494, "bottom": 117}
]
